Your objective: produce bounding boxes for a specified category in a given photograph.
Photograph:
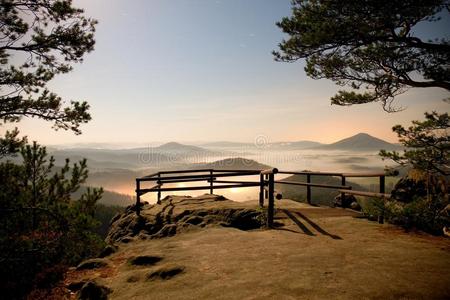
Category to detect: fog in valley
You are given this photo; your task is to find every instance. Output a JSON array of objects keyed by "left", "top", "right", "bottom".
[{"left": 45, "top": 133, "right": 401, "bottom": 206}]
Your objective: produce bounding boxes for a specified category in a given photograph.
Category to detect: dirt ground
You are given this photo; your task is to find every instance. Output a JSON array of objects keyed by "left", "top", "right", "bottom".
[{"left": 65, "top": 199, "right": 450, "bottom": 300}]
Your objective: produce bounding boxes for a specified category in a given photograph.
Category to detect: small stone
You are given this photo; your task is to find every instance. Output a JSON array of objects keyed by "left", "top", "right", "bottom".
[
  {"left": 77, "top": 281, "right": 111, "bottom": 300},
  {"left": 126, "top": 275, "right": 140, "bottom": 283},
  {"left": 98, "top": 245, "right": 117, "bottom": 258},
  {"left": 76, "top": 258, "right": 109, "bottom": 270},
  {"left": 333, "top": 194, "right": 357, "bottom": 208},
  {"left": 67, "top": 280, "right": 88, "bottom": 292},
  {"left": 350, "top": 201, "right": 361, "bottom": 211}
]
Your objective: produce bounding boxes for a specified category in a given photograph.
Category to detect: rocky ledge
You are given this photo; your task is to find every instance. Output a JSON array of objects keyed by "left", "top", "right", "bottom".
[{"left": 106, "top": 194, "right": 264, "bottom": 244}]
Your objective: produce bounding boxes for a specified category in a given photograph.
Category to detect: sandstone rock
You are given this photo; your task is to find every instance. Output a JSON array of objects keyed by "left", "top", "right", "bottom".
[
  {"left": 333, "top": 194, "right": 357, "bottom": 208},
  {"left": 152, "top": 224, "right": 177, "bottom": 238},
  {"left": 98, "top": 245, "right": 117, "bottom": 258},
  {"left": 105, "top": 194, "right": 264, "bottom": 243},
  {"left": 77, "top": 281, "right": 111, "bottom": 300},
  {"left": 67, "top": 280, "right": 88, "bottom": 292},
  {"left": 390, "top": 175, "right": 427, "bottom": 203},
  {"left": 350, "top": 201, "right": 361, "bottom": 211},
  {"left": 76, "top": 258, "right": 109, "bottom": 271}
]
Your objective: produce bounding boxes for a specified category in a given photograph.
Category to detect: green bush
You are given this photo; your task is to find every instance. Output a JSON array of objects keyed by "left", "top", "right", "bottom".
[
  {"left": 360, "top": 197, "right": 385, "bottom": 221},
  {"left": 396, "top": 195, "right": 449, "bottom": 234},
  {"left": 362, "top": 195, "right": 449, "bottom": 235}
]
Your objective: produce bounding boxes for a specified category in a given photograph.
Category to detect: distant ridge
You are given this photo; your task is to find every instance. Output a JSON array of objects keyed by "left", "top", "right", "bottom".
[
  {"left": 155, "top": 142, "right": 211, "bottom": 153},
  {"left": 201, "top": 140, "right": 323, "bottom": 150},
  {"left": 201, "top": 141, "right": 254, "bottom": 148},
  {"left": 269, "top": 140, "right": 323, "bottom": 150},
  {"left": 314, "top": 133, "right": 401, "bottom": 151},
  {"left": 118, "top": 142, "right": 217, "bottom": 156},
  {"left": 193, "top": 157, "right": 271, "bottom": 170}
]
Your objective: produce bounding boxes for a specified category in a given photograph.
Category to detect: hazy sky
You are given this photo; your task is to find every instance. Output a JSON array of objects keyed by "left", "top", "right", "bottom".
[{"left": 6, "top": 0, "right": 450, "bottom": 145}]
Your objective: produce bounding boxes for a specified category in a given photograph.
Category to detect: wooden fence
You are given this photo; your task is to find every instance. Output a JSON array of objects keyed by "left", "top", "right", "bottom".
[{"left": 136, "top": 168, "right": 393, "bottom": 227}]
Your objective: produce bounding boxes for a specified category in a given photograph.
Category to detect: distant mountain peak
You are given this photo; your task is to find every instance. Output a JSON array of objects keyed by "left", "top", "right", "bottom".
[
  {"left": 315, "top": 132, "right": 400, "bottom": 151},
  {"left": 353, "top": 132, "right": 372, "bottom": 137}
]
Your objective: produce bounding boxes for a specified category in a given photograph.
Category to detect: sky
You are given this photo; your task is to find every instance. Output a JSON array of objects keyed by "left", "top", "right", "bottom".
[{"left": 5, "top": 0, "right": 450, "bottom": 146}]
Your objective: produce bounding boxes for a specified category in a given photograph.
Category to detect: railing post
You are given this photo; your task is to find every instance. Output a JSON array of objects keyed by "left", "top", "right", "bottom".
[
  {"left": 264, "top": 174, "right": 269, "bottom": 198},
  {"left": 379, "top": 175, "right": 385, "bottom": 194},
  {"left": 379, "top": 176, "right": 386, "bottom": 224},
  {"left": 210, "top": 170, "right": 214, "bottom": 194},
  {"left": 340, "top": 175, "right": 346, "bottom": 208},
  {"left": 267, "top": 173, "right": 275, "bottom": 228},
  {"left": 157, "top": 173, "right": 161, "bottom": 204},
  {"left": 306, "top": 174, "right": 311, "bottom": 205},
  {"left": 259, "top": 173, "right": 264, "bottom": 207},
  {"left": 135, "top": 179, "right": 141, "bottom": 216}
]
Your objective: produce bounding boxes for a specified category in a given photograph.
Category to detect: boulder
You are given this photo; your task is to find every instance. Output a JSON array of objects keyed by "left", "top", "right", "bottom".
[
  {"left": 77, "top": 281, "right": 111, "bottom": 300},
  {"left": 391, "top": 175, "right": 427, "bottom": 203},
  {"left": 67, "top": 280, "right": 88, "bottom": 292},
  {"left": 350, "top": 201, "right": 361, "bottom": 211},
  {"left": 76, "top": 258, "right": 109, "bottom": 271},
  {"left": 98, "top": 245, "right": 117, "bottom": 258},
  {"left": 333, "top": 194, "right": 357, "bottom": 208}
]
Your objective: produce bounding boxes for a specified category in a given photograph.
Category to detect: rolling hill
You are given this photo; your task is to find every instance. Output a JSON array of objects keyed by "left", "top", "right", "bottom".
[
  {"left": 192, "top": 157, "right": 271, "bottom": 170},
  {"left": 201, "top": 140, "right": 324, "bottom": 150},
  {"left": 49, "top": 149, "right": 171, "bottom": 170},
  {"left": 269, "top": 141, "right": 324, "bottom": 150},
  {"left": 154, "top": 142, "right": 213, "bottom": 154},
  {"left": 126, "top": 142, "right": 219, "bottom": 157},
  {"left": 72, "top": 187, "right": 135, "bottom": 207},
  {"left": 200, "top": 141, "right": 254, "bottom": 148},
  {"left": 46, "top": 142, "right": 218, "bottom": 171}
]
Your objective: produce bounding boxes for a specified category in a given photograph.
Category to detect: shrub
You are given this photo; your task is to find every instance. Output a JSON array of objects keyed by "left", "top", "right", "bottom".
[{"left": 379, "top": 112, "right": 449, "bottom": 235}]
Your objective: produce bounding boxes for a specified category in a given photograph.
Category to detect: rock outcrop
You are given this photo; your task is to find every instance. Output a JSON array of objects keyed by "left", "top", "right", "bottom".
[
  {"left": 48, "top": 197, "right": 450, "bottom": 300},
  {"left": 76, "top": 258, "right": 109, "bottom": 271},
  {"left": 77, "top": 281, "right": 111, "bottom": 300},
  {"left": 106, "top": 194, "right": 264, "bottom": 244},
  {"left": 391, "top": 175, "right": 428, "bottom": 202},
  {"left": 333, "top": 194, "right": 358, "bottom": 209}
]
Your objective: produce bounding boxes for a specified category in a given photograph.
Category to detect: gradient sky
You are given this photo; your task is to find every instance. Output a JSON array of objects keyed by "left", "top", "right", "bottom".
[{"left": 5, "top": 0, "right": 450, "bottom": 146}]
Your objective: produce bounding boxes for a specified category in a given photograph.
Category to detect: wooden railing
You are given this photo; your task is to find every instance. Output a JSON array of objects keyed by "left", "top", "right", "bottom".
[{"left": 136, "top": 168, "right": 394, "bottom": 227}]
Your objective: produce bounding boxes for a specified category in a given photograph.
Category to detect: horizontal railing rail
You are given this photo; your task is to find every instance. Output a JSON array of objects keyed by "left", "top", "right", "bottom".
[
  {"left": 278, "top": 170, "right": 343, "bottom": 176},
  {"left": 338, "top": 189, "right": 391, "bottom": 199},
  {"left": 135, "top": 168, "right": 396, "bottom": 226},
  {"left": 276, "top": 180, "right": 353, "bottom": 190}
]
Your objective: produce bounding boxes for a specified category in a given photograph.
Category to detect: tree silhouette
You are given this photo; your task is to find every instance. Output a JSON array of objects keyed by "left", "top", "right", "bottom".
[
  {"left": 1, "top": 0, "right": 97, "bottom": 154},
  {"left": 274, "top": 0, "right": 450, "bottom": 111},
  {"left": 0, "top": 142, "right": 104, "bottom": 298}
]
